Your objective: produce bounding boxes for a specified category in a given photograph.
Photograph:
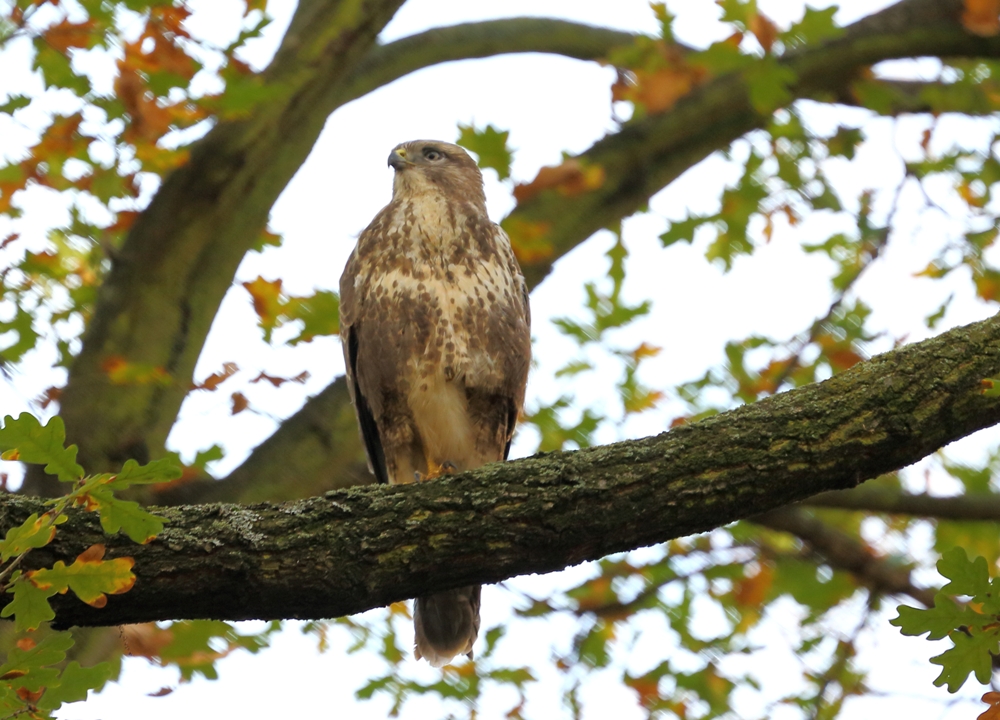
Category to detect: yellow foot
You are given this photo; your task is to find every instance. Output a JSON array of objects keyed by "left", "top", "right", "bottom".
[{"left": 418, "top": 460, "right": 459, "bottom": 481}]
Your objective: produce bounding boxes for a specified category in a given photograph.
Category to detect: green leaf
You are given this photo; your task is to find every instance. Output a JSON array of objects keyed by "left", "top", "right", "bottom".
[
  {"left": 745, "top": 57, "right": 797, "bottom": 114},
  {"left": 780, "top": 6, "right": 842, "bottom": 49},
  {"left": 285, "top": 290, "right": 340, "bottom": 345},
  {"left": 0, "top": 306, "right": 40, "bottom": 363},
  {"left": 890, "top": 595, "right": 979, "bottom": 640},
  {"left": 930, "top": 629, "right": 998, "bottom": 692},
  {"left": 554, "top": 360, "right": 594, "bottom": 378},
  {"left": 690, "top": 39, "right": 752, "bottom": 75},
  {"left": 0, "top": 95, "right": 31, "bottom": 114},
  {"left": 826, "top": 125, "right": 864, "bottom": 159},
  {"left": 0, "top": 513, "right": 58, "bottom": 561},
  {"left": 938, "top": 547, "right": 990, "bottom": 597},
  {"left": 717, "top": 0, "right": 752, "bottom": 27},
  {"left": 158, "top": 620, "right": 244, "bottom": 681},
  {"left": 1, "top": 576, "right": 58, "bottom": 631},
  {"left": 0, "top": 631, "right": 74, "bottom": 691},
  {"left": 32, "top": 41, "right": 91, "bottom": 94},
  {"left": 193, "top": 444, "right": 225, "bottom": 470},
  {"left": 660, "top": 214, "right": 714, "bottom": 247},
  {"left": 106, "top": 457, "right": 183, "bottom": 490},
  {"left": 457, "top": 124, "right": 513, "bottom": 181},
  {"left": 252, "top": 227, "right": 283, "bottom": 252},
  {"left": 88, "top": 488, "right": 166, "bottom": 543},
  {"left": 36, "top": 660, "right": 114, "bottom": 711},
  {"left": 0, "top": 413, "right": 84, "bottom": 481},
  {"left": 29, "top": 546, "right": 136, "bottom": 607}
]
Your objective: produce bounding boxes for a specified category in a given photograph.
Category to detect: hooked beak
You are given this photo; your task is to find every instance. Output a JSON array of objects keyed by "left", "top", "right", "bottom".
[{"left": 388, "top": 148, "right": 409, "bottom": 170}]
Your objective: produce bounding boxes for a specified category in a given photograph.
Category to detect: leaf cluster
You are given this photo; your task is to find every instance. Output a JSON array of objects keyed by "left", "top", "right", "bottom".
[
  {"left": 892, "top": 548, "right": 1000, "bottom": 693},
  {"left": 0, "top": 412, "right": 179, "bottom": 718}
]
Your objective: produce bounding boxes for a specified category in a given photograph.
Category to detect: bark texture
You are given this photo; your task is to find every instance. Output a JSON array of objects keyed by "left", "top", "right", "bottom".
[{"left": 4, "top": 311, "right": 996, "bottom": 627}]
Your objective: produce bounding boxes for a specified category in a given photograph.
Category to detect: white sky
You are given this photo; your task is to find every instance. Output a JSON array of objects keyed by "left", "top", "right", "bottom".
[{"left": 0, "top": 0, "right": 998, "bottom": 718}]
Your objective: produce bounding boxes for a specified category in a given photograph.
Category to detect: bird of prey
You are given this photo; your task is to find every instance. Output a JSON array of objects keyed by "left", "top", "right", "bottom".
[{"left": 339, "top": 140, "right": 532, "bottom": 666}]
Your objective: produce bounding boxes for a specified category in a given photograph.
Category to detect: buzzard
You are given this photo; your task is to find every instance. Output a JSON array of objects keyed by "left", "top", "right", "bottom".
[{"left": 339, "top": 140, "right": 532, "bottom": 666}]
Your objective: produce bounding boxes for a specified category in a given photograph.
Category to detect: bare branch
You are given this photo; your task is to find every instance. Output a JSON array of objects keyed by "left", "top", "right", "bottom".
[
  {"left": 805, "top": 487, "right": 1000, "bottom": 521},
  {"left": 340, "top": 19, "right": 642, "bottom": 104},
  {"left": 753, "top": 506, "right": 936, "bottom": 608}
]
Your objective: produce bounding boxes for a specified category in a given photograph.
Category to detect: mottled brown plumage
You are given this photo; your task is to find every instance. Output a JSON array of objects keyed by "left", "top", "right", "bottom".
[{"left": 339, "top": 140, "right": 531, "bottom": 666}]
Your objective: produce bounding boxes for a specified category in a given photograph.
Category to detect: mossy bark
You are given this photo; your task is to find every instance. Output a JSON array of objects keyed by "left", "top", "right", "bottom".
[{"left": 3, "top": 311, "right": 996, "bottom": 627}]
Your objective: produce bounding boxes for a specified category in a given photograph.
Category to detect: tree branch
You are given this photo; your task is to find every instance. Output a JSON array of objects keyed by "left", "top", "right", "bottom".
[
  {"left": 511, "top": 0, "right": 1000, "bottom": 288},
  {"left": 155, "top": 376, "right": 373, "bottom": 506},
  {"left": 804, "top": 486, "right": 1000, "bottom": 521},
  {"left": 7, "top": 310, "right": 997, "bottom": 627},
  {"left": 831, "top": 78, "right": 1000, "bottom": 116},
  {"left": 339, "top": 19, "right": 642, "bottom": 104},
  {"left": 753, "top": 506, "right": 936, "bottom": 607}
]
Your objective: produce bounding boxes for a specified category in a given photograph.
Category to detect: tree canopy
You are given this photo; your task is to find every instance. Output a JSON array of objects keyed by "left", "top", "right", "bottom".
[{"left": 1, "top": 0, "right": 1000, "bottom": 717}]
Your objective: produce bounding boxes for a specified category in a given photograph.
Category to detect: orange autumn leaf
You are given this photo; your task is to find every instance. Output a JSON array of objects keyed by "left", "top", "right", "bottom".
[
  {"left": 16, "top": 687, "right": 44, "bottom": 703},
  {"left": 572, "top": 575, "right": 617, "bottom": 612},
  {"left": 611, "top": 42, "right": 706, "bottom": 115},
  {"left": 242, "top": 276, "right": 284, "bottom": 323},
  {"left": 734, "top": 562, "right": 775, "bottom": 606},
  {"left": 975, "top": 272, "right": 1000, "bottom": 301},
  {"left": 44, "top": 18, "right": 98, "bottom": 54},
  {"left": 748, "top": 11, "right": 779, "bottom": 52},
  {"left": 502, "top": 217, "right": 554, "bottom": 265},
  {"left": 512, "top": 160, "right": 606, "bottom": 204},
  {"left": 630, "top": 342, "right": 662, "bottom": 362},
  {"left": 106, "top": 210, "right": 141, "bottom": 234},
  {"left": 963, "top": 0, "right": 1000, "bottom": 35},
  {"left": 980, "top": 692, "right": 1000, "bottom": 720},
  {"left": 76, "top": 544, "right": 105, "bottom": 563},
  {"left": 115, "top": 67, "right": 175, "bottom": 143},
  {"left": 14, "top": 637, "right": 36, "bottom": 651},
  {"left": 958, "top": 179, "right": 987, "bottom": 208},
  {"left": 625, "top": 674, "right": 662, "bottom": 709}
]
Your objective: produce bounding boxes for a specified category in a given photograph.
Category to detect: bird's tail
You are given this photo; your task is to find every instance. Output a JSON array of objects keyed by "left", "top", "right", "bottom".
[{"left": 413, "top": 585, "right": 481, "bottom": 667}]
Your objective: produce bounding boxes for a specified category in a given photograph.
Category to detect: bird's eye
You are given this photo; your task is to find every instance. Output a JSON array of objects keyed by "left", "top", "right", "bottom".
[{"left": 423, "top": 148, "right": 443, "bottom": 161}]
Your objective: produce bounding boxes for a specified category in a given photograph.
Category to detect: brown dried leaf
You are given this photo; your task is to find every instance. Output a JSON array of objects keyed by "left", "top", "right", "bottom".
[
  {"left": 231, "top": 392, "right": 249, "bottom": 415},
  {"left": 748, "top": 12, "right": 779, "bottom": 52},
  {"left": 193, "top": 362, "right": 238, "bottom": 391},
  {"left": 963, "top": 0, "right": 1000, "bottom": 35}
]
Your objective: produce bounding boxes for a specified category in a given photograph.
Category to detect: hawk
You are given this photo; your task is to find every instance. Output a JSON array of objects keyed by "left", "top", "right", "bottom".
[{"left": 339, "top": 140, "right": 532, "bottom": 666}]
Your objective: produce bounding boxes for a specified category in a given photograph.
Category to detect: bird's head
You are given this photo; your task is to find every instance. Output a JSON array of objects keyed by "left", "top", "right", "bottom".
[{"left": 387, "top": 140, "right": 486, "bottom": 211}]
